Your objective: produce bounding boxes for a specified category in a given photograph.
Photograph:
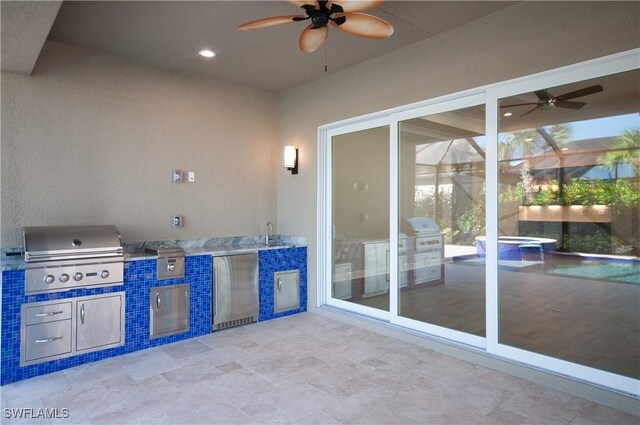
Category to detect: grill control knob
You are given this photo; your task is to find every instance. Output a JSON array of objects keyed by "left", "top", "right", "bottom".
[
  {"left": 59, "top": 273, "right": 70, "bottom": 283},
  {"left": 167, "top": 263, "right": 175, "bottom": 272},
  {"left": 100, "top": 270, "right": 110, "bottom": 279},
  {"left": 73, "top": 272, "right": 83, "bottom": 281},
  {"left": 44, "top": 274, "right": 55, "bottom": 284}
]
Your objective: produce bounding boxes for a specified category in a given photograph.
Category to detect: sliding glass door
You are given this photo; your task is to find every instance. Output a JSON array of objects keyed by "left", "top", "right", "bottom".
[
  {"left": 318, "top": 50, "right": 639, "bottom": 395},
  {"left": 330, "top": 122, "right": 390, "bottom": 317},
  {"left": 497, "top": 69, "right": 640, "bottom": 380},
  {"left": 395, "top": 99, "right": 486, "bottom": 345}
]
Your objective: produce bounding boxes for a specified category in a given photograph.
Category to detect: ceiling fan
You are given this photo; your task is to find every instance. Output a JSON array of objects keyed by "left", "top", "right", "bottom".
[
  {"left": 501, "top": 85, "right": 604, "bottom": 117},
  {"left": 237, "top": 0, "right": 394, "bottom": 53}
]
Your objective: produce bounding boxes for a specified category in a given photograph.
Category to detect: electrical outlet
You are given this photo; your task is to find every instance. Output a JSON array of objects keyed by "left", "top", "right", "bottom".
[
  {"left": 172, "top": 215, "right": 183, "bottom": 228},
  {"left": 188, "top": 172, "right": 195, "bottom": 182},
  {"left": 172, "top": 170, "right": 183, "bottom": 183}
]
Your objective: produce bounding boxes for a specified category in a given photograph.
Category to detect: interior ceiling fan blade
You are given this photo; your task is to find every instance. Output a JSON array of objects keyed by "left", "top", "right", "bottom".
[
  {"left": 330, "top": 0, "right": 385, "bottom": 13},
  {"left": 288, "top": 0, "right": 319, "bottom": 9},
  {"left": 237, "top": 15, "right": 306, "bottom": 30},
  {"left": 557, "top": 85, "right": 604, "bottom": 101},
  {"left": 499, "top": 102, "right": 538, "bottom": 108},
  {"left": 299, "top": 24, "right": 328, "bottom": 53},
  {"left": 556, "top": 100, "right": 587, "bottom": 110},
  {"left": 331, "top": 12, "right": 393, "bottom": 39},
  {"left": 520, "top": 106, "right": 540, "bottom": 117},
  {"left": 534, "top": 90, "right": 552, "bottom": 101}
]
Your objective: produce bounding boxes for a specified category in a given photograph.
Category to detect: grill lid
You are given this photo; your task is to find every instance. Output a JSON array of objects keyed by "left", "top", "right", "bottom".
[
  {"left": 401, "top": 217, "right": 441, "bottom": 235},
  {"left": 23, "top": 225, "right": 123, "bottom": 262}
]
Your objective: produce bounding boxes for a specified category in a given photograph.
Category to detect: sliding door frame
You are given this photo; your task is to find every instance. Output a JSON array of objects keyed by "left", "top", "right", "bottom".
[{"left": 317, "top": 48, "right": 640, "bottom": 396}]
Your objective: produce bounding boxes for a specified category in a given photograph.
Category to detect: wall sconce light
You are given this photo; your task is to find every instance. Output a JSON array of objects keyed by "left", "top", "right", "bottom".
[{"left": 283, "top": 145, "right": 298, "bottom": 174}]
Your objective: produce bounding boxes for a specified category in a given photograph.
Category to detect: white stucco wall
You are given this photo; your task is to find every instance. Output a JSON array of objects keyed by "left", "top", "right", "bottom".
[
  {"left": 275, "top": 1, "right": 640, "bottom": 309},
  {"left": 1, "top": 41, "right": 278, "bottom": 246}
]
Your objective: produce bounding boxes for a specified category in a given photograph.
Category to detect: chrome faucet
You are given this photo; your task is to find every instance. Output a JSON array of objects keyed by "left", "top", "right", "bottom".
[{"left": 265, "top": 222, "right": 273, "bottom": 246}]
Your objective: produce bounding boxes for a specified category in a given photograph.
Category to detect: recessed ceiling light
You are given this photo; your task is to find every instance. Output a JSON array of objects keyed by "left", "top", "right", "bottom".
[
  {"left": 199, "top": 50, "right": 216, "bottom": 58},
  {"left": 503, "top": 112, "right": 513, "bottom": 117}
]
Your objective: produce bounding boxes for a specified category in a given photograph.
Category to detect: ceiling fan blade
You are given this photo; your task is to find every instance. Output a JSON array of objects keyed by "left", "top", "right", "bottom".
[
  {"left": 520, "top": 106, "right": 540, "bottom": 117},
  {"left": 331, "top": 12, "right": 393, "bottom": 39},
  {"left": 499, "top": 102, "right": 538, "bottom": 108},
  {"left": 557, "top": 85, "right": 604, "bottom": 101},
  {"left": 534, "top": 90, "right": 552, "bottom": 101},
  {"left": 299, "top": 24, "right": 328, "bottom": 53},
  {"left": 556, "top": 100, "right": 587, "bottom": 110},
  {"left": 288, "top": 0, "right": 319, "bottom": 9},
  {"left": 238, "top": 15, "right": 306, "bottom": 30},
  {"left": 330, "top": 0, "right": 384, "bottom": 13}
]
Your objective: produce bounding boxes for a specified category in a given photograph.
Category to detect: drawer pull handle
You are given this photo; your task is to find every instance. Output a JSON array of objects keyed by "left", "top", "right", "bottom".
[
  {"left": 35, "top": 311, "right": 64, "bottom": 317},
  {"left": 35, "top": 337, "right": 63, "bottom": 344}
]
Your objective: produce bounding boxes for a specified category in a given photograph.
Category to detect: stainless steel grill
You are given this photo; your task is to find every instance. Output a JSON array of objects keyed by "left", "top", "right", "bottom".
[
  {"left": 23, "top": 225, "right": 124, "bottom": 294},
  {"left": 401, "top": 217, "right": 444, "bottom": 285}
]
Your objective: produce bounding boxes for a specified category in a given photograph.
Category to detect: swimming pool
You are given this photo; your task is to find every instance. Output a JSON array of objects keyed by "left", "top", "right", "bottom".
[{"left": 548, "top": 260, "right": 640, "bottom": 284}]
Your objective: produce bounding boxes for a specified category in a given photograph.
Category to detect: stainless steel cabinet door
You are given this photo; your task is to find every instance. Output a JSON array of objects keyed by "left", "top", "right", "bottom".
[
  {"left": 150, "top": 284, "right": 189, "bottom": 338},
  {"left": 274, "top": 270, "right": 300, "bottom": 313},
  {"left": 76, "top": 294, "right": 123, "bottom": 351}
]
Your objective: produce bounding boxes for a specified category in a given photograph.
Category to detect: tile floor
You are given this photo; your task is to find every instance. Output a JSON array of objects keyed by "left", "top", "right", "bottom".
[
  {"left": 355, "top": 262, "right": 640, "bottom": 379},
  {"left": 1, "top": 313, "right": 638, "bottom": 425}
]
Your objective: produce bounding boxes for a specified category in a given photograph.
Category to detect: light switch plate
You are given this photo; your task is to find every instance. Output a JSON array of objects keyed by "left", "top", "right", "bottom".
[
  {"left": 172, "top": 170, "right": 183, "bottom": 183},
  {"left": 188, "top": 172, "right": 195, "bottom": 182}
]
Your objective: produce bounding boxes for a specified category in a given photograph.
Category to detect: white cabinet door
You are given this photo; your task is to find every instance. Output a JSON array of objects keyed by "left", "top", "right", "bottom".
[{"left": 333, "top": 263, "right": 352, "bottom": 299}]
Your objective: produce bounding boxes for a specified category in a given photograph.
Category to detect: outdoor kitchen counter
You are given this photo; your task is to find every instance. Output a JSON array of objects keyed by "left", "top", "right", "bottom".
[
  {"left": 0, "top": 235, "right": 307, "bottom": 270},
  {"left": 125, "top": 243, "right": 303, "bottom": 261}
]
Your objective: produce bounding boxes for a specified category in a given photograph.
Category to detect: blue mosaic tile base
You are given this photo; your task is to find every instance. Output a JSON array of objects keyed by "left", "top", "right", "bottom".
[
  {"left": 258, "top": 247, "right": 307, "bottom": 321},
  {"left": 1, "top": 255, "right": 211, "bottom": 385}
]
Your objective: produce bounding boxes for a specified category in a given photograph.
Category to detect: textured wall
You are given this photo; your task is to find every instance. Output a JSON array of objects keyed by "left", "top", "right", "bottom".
[
  {"left": 275, "top": 1, "right": 640, "bottom": 308},
  {"left": 1, "top": 41, "right": 278, "bottom": 247}
]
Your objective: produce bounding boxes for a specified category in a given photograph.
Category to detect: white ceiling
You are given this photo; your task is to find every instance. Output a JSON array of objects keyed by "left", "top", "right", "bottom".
[{"left": 44, "top": 1, "right": 516, "bottom": 92}]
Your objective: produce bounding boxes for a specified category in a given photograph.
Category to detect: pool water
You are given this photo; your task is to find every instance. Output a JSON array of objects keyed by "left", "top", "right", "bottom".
[{"left": 548, "top": 261, "right": 640, "bottom": 284}]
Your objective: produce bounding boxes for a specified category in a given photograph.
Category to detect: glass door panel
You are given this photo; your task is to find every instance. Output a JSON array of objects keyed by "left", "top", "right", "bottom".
[
  {"left": 398, "top": 105, "right": 486, "bottom": 336},
  {"left": 332, "top": 125, "right": 390, "bottom": 313},
  {"left": 498, "top": 70, "right": 640, "bottom": 379}
]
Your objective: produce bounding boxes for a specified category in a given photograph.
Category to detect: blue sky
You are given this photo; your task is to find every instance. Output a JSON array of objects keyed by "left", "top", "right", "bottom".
[{"left": 569, "top": 113, "right": 639, "bottom": 140}]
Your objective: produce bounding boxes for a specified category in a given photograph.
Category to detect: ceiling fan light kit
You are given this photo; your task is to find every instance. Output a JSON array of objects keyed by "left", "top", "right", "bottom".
[{"left": 237, "top": 0, "right": 394, "bottom": 53}]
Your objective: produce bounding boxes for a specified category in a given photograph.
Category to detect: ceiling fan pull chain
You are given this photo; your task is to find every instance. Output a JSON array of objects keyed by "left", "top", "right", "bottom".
[{"left": 324, "top": 43, "right": 328, "bottom": 72}]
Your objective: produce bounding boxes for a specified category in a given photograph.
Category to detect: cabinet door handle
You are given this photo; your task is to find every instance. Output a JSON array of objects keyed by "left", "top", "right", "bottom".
[
  {"left": 156, "top": 293, "right": 161, "bottom": 311},
  {"left": 277, "top": 278, "right": 283, "bottom": 291},
  {"left": 35, "top": 311, "right": 64, "bottom": 317},
  {"left": 80, "top": 304, "right": 85, "bottom": 324},
  {"left": 35, "top": 337, "right": 63, "bottom": 344}
]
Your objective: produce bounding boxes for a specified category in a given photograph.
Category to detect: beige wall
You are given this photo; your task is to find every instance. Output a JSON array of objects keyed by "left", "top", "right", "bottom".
[
  {"left": 1, "top": 41, "right": 278, "bottom": 246},
  {"left": 333, "top": 127, "right": 390, "bottom": 241},
  {"left": 276, "top": 1, "right": 640, "bottom": 308}
]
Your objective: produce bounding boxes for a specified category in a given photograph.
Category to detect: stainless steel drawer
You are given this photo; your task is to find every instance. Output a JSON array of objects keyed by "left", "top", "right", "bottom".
[
  {"left": 25, "top": 302, "right": 72, "bottom": 325},
  {"left": 25, "top": 320, "right": 72, "bottom": 362}
]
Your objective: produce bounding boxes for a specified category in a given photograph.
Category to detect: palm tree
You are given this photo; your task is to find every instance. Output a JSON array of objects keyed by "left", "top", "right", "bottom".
[{"left": 599, "top": 128, "right": 640, "bottom": 177}]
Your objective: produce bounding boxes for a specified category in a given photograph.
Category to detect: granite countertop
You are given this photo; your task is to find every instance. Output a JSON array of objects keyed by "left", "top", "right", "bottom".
[{"left": 1, "top": 235, "right": 307, "bottom": 271}]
